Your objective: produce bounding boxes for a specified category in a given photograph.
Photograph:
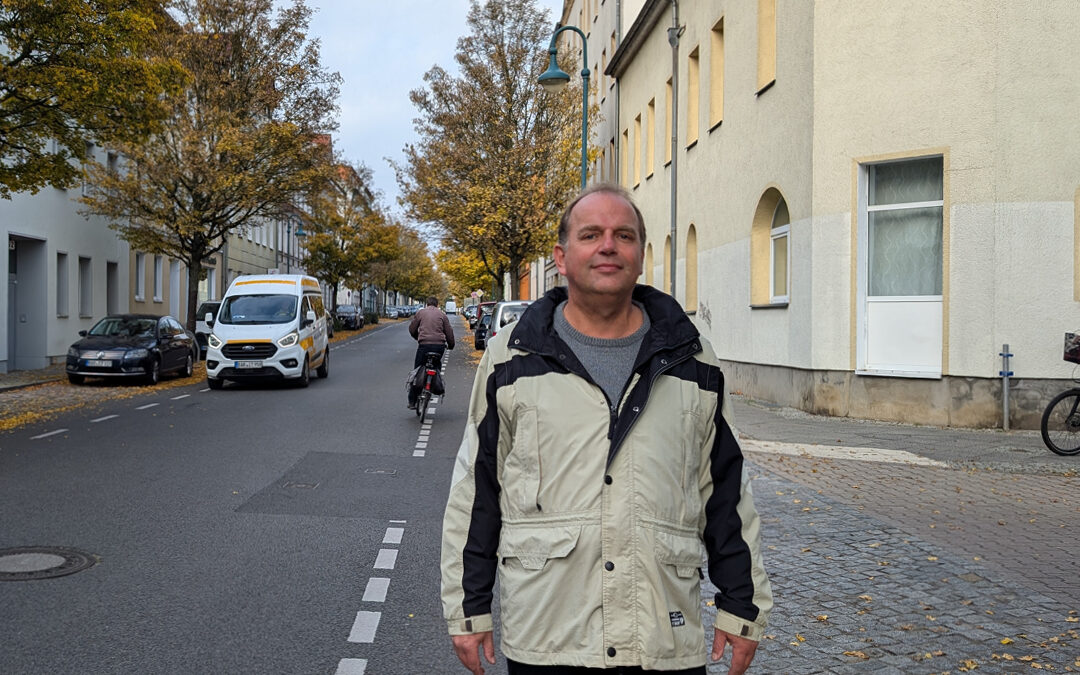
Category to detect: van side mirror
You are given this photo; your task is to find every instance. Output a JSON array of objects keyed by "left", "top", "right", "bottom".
[
  {"left": 303, "top": 309, "right": 316, "bottom": 327},
  {"left": 205, "top": 312, "right": 214, "bottom": 327}
]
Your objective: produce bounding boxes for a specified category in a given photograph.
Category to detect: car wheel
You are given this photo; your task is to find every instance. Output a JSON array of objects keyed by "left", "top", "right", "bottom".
[
  {"left": 316, "top": 347, "right": 329, "bottom": 378},
  {"left": 68, "top": 374, "right": 84, "bottom": 385},
  {"left": 146, "top": 358, "right": 161, "bottom": 385},
  {"left": 182, "top": 353, "right": 194, "bottom": 378},
  {"left": 297, "top": 356, "right": 310, "bottom": 388},
  {"left": 207, "top": 377, "right": 223, "bottom": 390}
]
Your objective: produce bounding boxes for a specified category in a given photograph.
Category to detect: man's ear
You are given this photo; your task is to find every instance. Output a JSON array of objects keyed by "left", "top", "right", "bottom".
[{"left": 553, "top": 242, "right": 567, "bottom": 275}]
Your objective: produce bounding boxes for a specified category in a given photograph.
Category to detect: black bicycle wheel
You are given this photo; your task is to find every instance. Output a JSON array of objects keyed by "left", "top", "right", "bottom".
[
  {"left": 419, "top": 391, "right": 430, "bottom": 424},
  {"left": 1040, "top": 389, "right": 1080, "bottom": 456}
]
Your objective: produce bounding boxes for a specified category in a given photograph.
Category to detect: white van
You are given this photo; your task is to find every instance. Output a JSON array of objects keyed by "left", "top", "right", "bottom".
[
  {"left": 204, "top": 274, "right": 330, "bottom": 389},
  {"left": 445, "top": 299, "right": 458, "bottom": 315}
]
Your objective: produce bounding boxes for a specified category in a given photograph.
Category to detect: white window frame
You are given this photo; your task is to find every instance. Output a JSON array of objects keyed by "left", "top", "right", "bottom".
[
  {"left": 153, "top": 255, "right": 164, "bottom": 302},
  {"left": 769, "top": 223, "right": 790, "bottom": 304},
  {"left": 135, "top": 253, "right": 146, "bottom": 301}
]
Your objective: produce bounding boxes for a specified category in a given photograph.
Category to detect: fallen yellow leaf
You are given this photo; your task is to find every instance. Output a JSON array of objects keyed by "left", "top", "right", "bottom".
[
  {"left": 815, "top": 615, "right": 828, "bottom": 622},
  {"left": 843, "top": 650, "right": 869, "bottom": 659},
  {"left": 1000, "top": 637, "right": 1014, "bottom": 645}
]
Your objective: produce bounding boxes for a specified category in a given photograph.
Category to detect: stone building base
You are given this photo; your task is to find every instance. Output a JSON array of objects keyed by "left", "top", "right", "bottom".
[{"left": 718, "top": 360, "right": 1071, "bottom": 430}]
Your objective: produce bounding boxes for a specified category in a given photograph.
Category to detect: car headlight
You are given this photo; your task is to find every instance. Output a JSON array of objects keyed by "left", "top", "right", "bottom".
[
  {"left": 207, "top": 333, "right": 222, "bottom": 349},
  {"left": 277, "top": 331, "right": 299, "bottom": 348},
  {"left": 68, "top": 346, "right": 79, "bottom": 357},
  {"left": 126, "top": 348, "right": 149, "bottom": 359}
]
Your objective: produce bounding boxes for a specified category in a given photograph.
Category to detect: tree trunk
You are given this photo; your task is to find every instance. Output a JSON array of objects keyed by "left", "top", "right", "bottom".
[
  {"left": 184, "top": 255, "right": 204, "bottom": 333},
  {"left": 507, "top": 255, "right": 522, "bottom": 301}
]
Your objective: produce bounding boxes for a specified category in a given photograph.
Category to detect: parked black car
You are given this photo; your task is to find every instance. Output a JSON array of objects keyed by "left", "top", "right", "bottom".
[
  {"left": 473, "top": 312, "right": 492, "bottom": 350},
  {"left": 66, "top": 314, "right": 198, "bottom": 385},
  {"left": 335, "top": 304, "right": 365, "bottom": 330}
]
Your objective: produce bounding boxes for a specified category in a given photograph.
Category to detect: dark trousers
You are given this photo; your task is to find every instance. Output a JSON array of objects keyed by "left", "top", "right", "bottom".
[
  {"left": 507, "top": 660, "right": 706, "bottom": 675},
  {"left": 408, "top": 344, "right": 445, "bottom": 405}
]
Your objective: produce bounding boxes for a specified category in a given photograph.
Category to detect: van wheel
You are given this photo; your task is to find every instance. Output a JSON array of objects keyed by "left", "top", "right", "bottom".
[
  {"left": 316, "top": 348, "right": 329, "bottom": 378},
  {"left": 207, "top": 377, "right": 223, "bottom": 390},
  {"left": 297, "top": 356, "right": 310, "bottom": 388}
]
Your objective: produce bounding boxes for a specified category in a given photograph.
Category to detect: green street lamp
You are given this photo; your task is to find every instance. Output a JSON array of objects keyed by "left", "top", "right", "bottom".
[
  {"left": 286, "top": 215, "right": 306, "bottom": 274},
  {"left": 539, "top": 25, "right": 589, "bottom": 189}
]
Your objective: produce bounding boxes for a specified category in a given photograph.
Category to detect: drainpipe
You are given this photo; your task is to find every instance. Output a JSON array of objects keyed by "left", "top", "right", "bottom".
[
  {"left": 668, "top": 0, "right": 682, "bottom": 300},
  {"left": 1000, "top": 343, "right": 1013, "bottom": 431}
]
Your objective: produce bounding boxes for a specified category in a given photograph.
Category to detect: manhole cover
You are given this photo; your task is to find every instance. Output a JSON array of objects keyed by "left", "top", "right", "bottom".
[{"left": 0, "top": 546, "right": 97, "bottom": 581}]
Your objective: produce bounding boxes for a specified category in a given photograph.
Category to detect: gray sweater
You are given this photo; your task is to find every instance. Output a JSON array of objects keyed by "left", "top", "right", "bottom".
[{"left": 554, "top": 300, "right": 650, "bottom": 411}]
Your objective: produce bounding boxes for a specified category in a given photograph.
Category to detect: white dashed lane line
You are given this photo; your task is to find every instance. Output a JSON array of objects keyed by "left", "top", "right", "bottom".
[
  {"left": 30, "top": 429, "right": 68, "bottom": 440},
  {"left": 347, "top": 612, "right": 381, "bottom": 643},
  {"left": 134, "top": 403, "right": 159, "bottom": 410},
  {"left": 90, "top": 415, "right": 118, "bottom": 423},
  {"left": 373, "top": 549, "right": 398, "bottom": 570},
  {"left": 335, "top": 659, "right": 367, "bottom": 675},
  {"left": 337, "top": 521, "right": 406, "bottom": 674},
  {"left": 362, "top": 578, "right": 390, "bottom": 602},
  {"left": 170, "top": 394, "right": 190, "bottom": 400}
]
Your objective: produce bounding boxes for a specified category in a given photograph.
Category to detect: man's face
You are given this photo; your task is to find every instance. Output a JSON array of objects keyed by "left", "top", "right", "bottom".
[{"left": 554, "top": 192, "right": 644, "bottom": 301}]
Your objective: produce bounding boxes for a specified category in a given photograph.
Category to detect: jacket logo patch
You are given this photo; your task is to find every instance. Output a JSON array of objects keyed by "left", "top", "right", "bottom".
[{"left": 669, "top": 611, "right": 685, "bottom": 627}]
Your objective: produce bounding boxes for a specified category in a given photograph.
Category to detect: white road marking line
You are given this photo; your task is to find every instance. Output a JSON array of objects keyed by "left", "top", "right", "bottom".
[
  {"left": 170, "top": 394, "right": 190, "bottom": 400},
  {"left": 199, "top": 388, "right": 210, "bottom": 392},
  {"left": 135, "top": 403, "right": 159, "bottom": 410},
  {"left": 383, "top": 527, "right": 403, "bottom": 545},
  {"left": 363, "top": 577, "right": 390, "bottom": 602},
  {"left": 742, "top": 439, "right": 949, "bottom": 467},
  {"left": 415, "top": 442, "right": 427, "bottom": 449},
  {"left": 413, "top": 450, "right": 426, "bottom": 457},
  {"left": 421, "top": 423, "right": 432, "bottom": 430},
  {"left": 347, "top": 611, "right": 381, "bottom": 643},
  {"left": 418, "top": 432, "right": 430, "bottom": 439},
  {"left": 90, "top": 415, "right": 118, "bottom": 423},
  {"left": 389, "top": 519, "right": 407, "bottom": 524},
  {"left": 374, "top": 549, "right": 398, "bottom": 570},
  {"left": 31, "top": 429, "right": 68, "bottom": 440},
  {"left": 335, "top": 659, "right": 366, "bottom": 675}
]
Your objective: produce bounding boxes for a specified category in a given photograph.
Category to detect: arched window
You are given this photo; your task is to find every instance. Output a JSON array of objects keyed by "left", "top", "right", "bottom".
[
  {"left": 645, "top": 243, "right": 654, "bottom": 286},
  {"left": 685, "top": 224, "right": 698, "bottom": 311},
  {"left": 663, "top": 235, "right": 672, "bottom": 295},
  {"left": 750, "top": 187, "right": 790, "bottom": 306}
]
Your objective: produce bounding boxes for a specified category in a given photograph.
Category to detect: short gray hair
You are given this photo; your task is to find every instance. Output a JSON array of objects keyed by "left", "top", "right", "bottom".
[{"left": 557, "top": 183, "right": 646, "bottom": 246}]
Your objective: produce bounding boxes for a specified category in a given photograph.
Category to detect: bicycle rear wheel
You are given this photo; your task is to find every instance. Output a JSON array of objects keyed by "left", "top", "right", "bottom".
[
  {"left": 1040, "top": 389, "right": 1080, "bottom": 456},
  {"left": 418, "top": 390, "right": 431, "bottom": 424}
]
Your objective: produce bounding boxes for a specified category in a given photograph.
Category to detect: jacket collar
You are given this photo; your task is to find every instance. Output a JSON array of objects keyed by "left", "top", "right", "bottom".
[{"left": 510, "top": 285, "right": 701, "bottom": 363}]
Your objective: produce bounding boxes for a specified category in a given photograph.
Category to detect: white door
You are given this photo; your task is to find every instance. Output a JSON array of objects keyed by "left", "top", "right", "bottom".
[{"left": 857, "top": 156, "right": 944, "bottom": 378}]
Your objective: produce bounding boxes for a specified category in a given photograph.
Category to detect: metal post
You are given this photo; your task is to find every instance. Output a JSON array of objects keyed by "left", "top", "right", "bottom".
[{"left": 1000, "top": 343, "right": 1013, "bottom": 431}]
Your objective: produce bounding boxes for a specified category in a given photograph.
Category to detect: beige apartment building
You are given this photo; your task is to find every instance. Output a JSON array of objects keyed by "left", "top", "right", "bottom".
[{"left": 598, "top": 0, "right": 1080, "bottom": 428}]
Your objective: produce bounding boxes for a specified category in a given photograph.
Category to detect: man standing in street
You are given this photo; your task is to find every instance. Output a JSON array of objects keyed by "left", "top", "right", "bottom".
[
  {"left": 408, "top": 296, "right": 455, "bottom": 409},
  {"left": 441, "top": 184, "right": 772, "bottom": 674}
]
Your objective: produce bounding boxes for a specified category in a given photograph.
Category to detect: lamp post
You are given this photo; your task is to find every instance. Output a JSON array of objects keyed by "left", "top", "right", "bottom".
[
  {"left": 286, "top": 215, "right": 306, "bottom": 274},
  {"left": 538, "top": 25, "right": 589, "bottom": 189}
]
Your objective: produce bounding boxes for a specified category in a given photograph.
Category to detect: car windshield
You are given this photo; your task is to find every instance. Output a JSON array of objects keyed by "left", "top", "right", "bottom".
[
  {"left": 335, "top": 305, "right": 356, "bottom": 314},
  {"left": 500, "top": 306, "right": 527, "bottom": 326},
  {"left": 218, "top": 294, "right": 297, "bottom": 325},
  {"left": 88, "top": 317, "right": 157, "bottom": 337}
]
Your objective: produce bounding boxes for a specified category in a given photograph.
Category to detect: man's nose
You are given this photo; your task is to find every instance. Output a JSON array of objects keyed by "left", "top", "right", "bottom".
[{"left": 599, "top": 231, "right": 617, "bottom": 251}]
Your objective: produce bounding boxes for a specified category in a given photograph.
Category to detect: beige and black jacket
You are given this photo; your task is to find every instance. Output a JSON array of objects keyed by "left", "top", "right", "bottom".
[{"left": 441, "top": 285, "right": 772, "bottom": 670}]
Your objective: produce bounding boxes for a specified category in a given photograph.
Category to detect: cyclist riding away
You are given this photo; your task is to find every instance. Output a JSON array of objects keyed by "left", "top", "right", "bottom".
[{"left": 408, "top": 296, "right": 455, "bottom": 409}]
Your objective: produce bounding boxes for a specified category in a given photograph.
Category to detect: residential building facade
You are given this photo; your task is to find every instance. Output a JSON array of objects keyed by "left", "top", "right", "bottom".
[{"left": 604, "top": 0, "right": 1080, "bottom": 428}]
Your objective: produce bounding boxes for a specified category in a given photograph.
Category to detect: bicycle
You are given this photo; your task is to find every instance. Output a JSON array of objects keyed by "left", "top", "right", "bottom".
[
  {"left": 414, "top": 352, "right": 441, "bottom": 424},
  {"left": 1040, "top": 332, "right": 1080, "bottom": 456}
]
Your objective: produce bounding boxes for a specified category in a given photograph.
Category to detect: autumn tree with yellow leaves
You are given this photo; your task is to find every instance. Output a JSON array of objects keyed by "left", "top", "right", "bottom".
[
  {"left": 396, "top": 0, "right": 589, "bottom": 300},
  {"left": 0, "top": 0, "right": 185, "bottom": 198},
  {"left": 80, "top": 0, "right": 340, "bottom": 330}
]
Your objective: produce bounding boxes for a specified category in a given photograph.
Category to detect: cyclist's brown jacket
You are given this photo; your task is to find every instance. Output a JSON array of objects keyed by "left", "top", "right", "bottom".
[{"left": 440, "top": 285, "right": 772, "bottom": 670}]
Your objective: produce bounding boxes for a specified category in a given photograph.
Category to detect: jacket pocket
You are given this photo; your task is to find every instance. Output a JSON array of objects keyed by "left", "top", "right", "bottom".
[
  {"left": 503, "top": 406, "right": 541, "bottom": 514},
  {"left": 498, "top": 524, "right": 580, "bottom": 570},
  {"left": 654, "top": 529, "right": 704, "bottom": 579}
]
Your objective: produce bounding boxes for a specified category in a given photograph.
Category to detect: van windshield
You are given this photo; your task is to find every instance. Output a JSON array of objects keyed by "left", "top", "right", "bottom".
[{"left": 218, "top": 294, "right": 297, "bottom": 325}]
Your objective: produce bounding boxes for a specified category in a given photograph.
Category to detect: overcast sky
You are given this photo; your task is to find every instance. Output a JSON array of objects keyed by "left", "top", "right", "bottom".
[{"left": 303, "top": 0, "right": 565, "bottom": 218}]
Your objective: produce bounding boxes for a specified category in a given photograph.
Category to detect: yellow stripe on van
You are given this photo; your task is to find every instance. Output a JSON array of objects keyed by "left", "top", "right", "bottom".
[
  {"left": 301, "top": 336, "right": 313, "bottom": 351},
  {"left": 301, "top": 279, "right": 320, "bottom": 289},
  {"left": 235, "top": 279, "right": 296, "bottom": 286}
]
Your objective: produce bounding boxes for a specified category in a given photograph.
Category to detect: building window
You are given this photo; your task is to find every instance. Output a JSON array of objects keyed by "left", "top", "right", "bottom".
[
  {"left": 608, "top": 138, "right": 615, "bottom": 182},
  {"left": 867, "top": 157, "right": 944, "bottom": 296},
  {"left": 135, "top": 252, "right": 146, "bottom": 301},
  {"left": 686, "top": 224, "right": 698, "bottom": 311},
  {"left": 646, "top": 99, "right": 656, "bottom": 178},
  {"left": 770, "top": 199, "right": 790, "bottom": 303},
  {"left": 621, "top": 128, "right": 629, "bottom": 187},
  {"left": 78, "top": 256, "right": 92, "bottom": 317},
  {"left": 600, "top": 49, "right": 607, "bottom": 96},
  {"left": 610, "top": 33, "right": 616, "bottom": 89},
  {"left": 757, "top": 0, "right": 777, "bottom": 93},
  {"left": 687, "top": 46, "right": 700, "bottom": 147},
  {"left": 663, "top": 235, "right": 672, "bottom": 295},
  {"left": 664, "top": 78, "right": 673, "bottom": 165},
  {"left": 750, "top": 187, "right": 789, "bottom": 306},
  {"left": 645, "top": 243, "right": 654, "bottom": 286},
  {"left": 710, "top": 19, "right": 725, "bottom": 128},
  {"left": 56, "top": 252, "right": 69, "bottom": 317},
  {"left": 153, "top": 255, "right": 164, "bottom": 302},
  {"left": 633, "top": 114, "right": 642, "bottom": 187}
]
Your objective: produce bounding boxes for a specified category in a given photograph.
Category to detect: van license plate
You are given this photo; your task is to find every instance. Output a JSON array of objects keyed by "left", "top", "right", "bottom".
[
  {"left": 235, "top": 360, "right": 262, "bottom": 369},
  {"left": 85, "top": 359, "right": 112, "bottom": 367}
]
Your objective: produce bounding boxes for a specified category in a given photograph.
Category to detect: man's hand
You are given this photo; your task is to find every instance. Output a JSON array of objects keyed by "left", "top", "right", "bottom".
[
  {"left": 451, "top": 631, "right": 495, "bottom": 675},
  {"left": 710, "top": 628, "right": 759, "bottom": 675}
]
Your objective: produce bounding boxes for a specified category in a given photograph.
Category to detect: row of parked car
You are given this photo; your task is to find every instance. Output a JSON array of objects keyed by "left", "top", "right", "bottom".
[{"left": 465, "top": 300, "right": 532, "bottom": 350}]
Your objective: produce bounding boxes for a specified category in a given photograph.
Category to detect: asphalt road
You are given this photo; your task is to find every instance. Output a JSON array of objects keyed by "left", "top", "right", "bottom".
[{"left": 0, "top": 317, "right": 472, "bottom": 674}]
